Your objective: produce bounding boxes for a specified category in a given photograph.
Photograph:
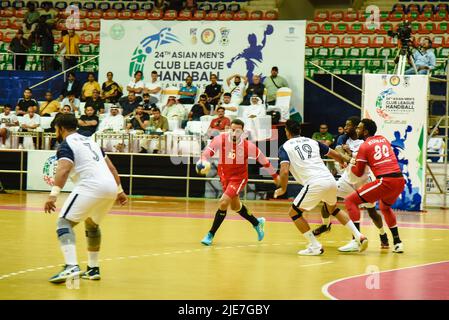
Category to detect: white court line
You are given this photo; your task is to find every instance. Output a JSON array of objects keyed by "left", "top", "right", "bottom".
[{"left": 299, "top": 261, "right": 334, "bottom": 268}]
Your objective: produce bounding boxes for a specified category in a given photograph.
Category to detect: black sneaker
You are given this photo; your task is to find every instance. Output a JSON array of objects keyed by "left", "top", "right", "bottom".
[
  {"left": 380, "top": 233, "right": 390, "bottom": 249},
  {"left": 81, "top": 266, "right": 101, "bottom": 280},
  {"left": 312, "top": 223, "right": 332, "bottom": 237}
]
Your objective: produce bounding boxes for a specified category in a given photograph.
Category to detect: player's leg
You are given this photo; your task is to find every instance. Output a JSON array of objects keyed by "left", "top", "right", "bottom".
[
  {"left": 379, "top": 200, "right": 403, "bottom": 253},
  {"left": 365, "top": 204, "right": 389, "bottom": 249},
  {"left": 0, "top": 128, "right": 7, "bottom": 145},
  {"left": 312, "top": 205, "right": 332, "bottom": 237},
  {"left": 230, "top": 196, "right": 265, "bottom": 241}
]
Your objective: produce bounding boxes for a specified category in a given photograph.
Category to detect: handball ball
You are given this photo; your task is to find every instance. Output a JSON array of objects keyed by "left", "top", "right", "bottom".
[
  {"left": 265, "top": 25, "right": 274, "bottom": 35},
  {"left": 196, "top": 160, "right": 211, "bottom": 176}
]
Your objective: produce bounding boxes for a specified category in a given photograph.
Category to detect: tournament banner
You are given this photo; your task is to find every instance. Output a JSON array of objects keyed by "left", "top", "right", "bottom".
[
  {"left": 27, "top": 150, "right": 74, "bottom": 192},
  {"left": 363, "top": 74, "right": 428, "bottom": 211},
  {"left": 99, "top": 20, "right": 306, "bottom": 115}
]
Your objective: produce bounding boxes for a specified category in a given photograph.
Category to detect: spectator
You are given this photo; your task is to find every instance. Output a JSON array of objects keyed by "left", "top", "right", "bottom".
[
  {"left": 45, "top": 105, "right": 71, "bottom": 149},
  {"left": 219, "top": 92, "right": 238, "bottom": 118},
  {"left": 179, "top": 75, "right": 198, "bottom": 104},
  {"left": 39, "top": 91, "right": 60, "bottom": 116},
  {"left": 126, "top": 70, "right": 145, "bottom": 100},
  {"left": 35, "top": 16, "right": 55, "bottom": 71},
  {"left": 39, "top": 1, "right": 58, "bottom": 27},
  {"left": 226, "top": 74, "right": 248, "bottom": 105},
  {"left": 147, "top": 107, "right": 169, "bottom": 132},
  {"left": 60, "top": 91, "right": 80, "bottom": 115},
  {"left": 184, "top": 0, "right": 197, "bottom": 11},
  {"left": 188, "top": 94, "right": 210, "bottom": 121},
  {"left": 78, "top": 106, "right": 99, "bottom": 137},
  {"left": 24, "top": 2, "right": 40, "bottom": 31},
  {"left": 167, "top": 0, "right": 184, "bottom": 11},
  {"left": 59, "top": 72, "right": 82, "bottom": 99},
  {"left": 161, "top": 96, "right": 186, "bottom": 120},
  {"left": 205, "top": 73, "right": 223, "bottom": 107},
  {"left": 85, "top": 89, "right": 105, "bottom": 114},
  {"left": 263, "top": 66, "right": 289, "bottom": 106},
  {"left": 101, "top": 71, "right": 123, "bottom": 104},
  {"left": 56, "top": 29, "right": 80, "bottom": 71},
  {"left": 140, "top": 93, "right": 154, "bottom": 115},
  {"left": 98, "top": 106, "right": 124, "bottom": 132},
  {"left": 81, "top": 72, "right": 101, "bottom": 101},
  {"left": 9, "top": 30, "right": 29, "bottom": 70},
  {"left": 207, "top": 106, "right": 230, "bottom": 138},
  {"left": 0, "top": 105, "right": 19, "bottom": 148},
  {"left": 242, "top": 74, "right": 265, "bottom": 105},
  {"left": 19, "top": 106, "right": 41, "bottom": 149},
  {"left": 405, "top": 37, "right": 436, "bottom": 75},
  {"left": 119, "top": 92, "right": 141, "bottom": 117},
  {"left": 16, "top": 88, "right": 38, "bottom": 116},
  {"left": 312, "top": 123, "right": 334, "bottom": 147},
  {"left": 242, "top": 95, "right": 266, "bottom": 118},
  {"left": 334, "top": 125, "right": 345, "bottom": 147},
  {"left": 428, "top": 126, "right": 444, "bottom": 163},
  {"left": 143, "top": 70, "right": 162, "bottom": 106},
  {"left": 126, "top": 105, "right": 150, "bottom": 131}
]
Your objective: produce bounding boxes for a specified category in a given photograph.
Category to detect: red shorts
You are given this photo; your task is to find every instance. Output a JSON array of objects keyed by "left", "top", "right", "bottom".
[
  {"left": 221, "top": 178, "right": 248, "bottom": 198},
  {"left": 356, "top": 177, "right": 405, "bottom": 206}
]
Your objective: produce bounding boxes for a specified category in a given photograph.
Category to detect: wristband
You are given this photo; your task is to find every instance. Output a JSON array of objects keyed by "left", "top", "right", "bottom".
[
  {"left": 117, "top": 184, "right": 124, "bottom": 194},
  {"left": 271, "top": 173, "right": 279, "bottom": 180},
  {"left": 50, "top": 186, "right": 61, "bottom": 197}
]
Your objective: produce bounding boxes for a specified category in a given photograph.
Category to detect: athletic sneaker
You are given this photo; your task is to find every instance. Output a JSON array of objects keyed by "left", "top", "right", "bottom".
[
  {"left": 392, "top": 242, "right": 404, "bottom": 253},
  {"left": 201, "top": 232, "right": 214, "bottom": 246},
  {"left": 312, "top": 223, "right": 332, "bottom": 237},
  {"left": 81, "top": 266, "right": 101, "bottom": 280},
  {"left": 298, "top": 244, "right": 324, "bottom": 256},
  {"left": 380, "top": 233, "right": 390, "bottom": 249},
  {"left": 338, "top": 239, "right": 360, "bottom": 252},
  {"left": 358, "top": 235, "right": 369, "bottom": 252},
  {"left": 254, "top": 217, "right": 265, "bottom": 241},
  {"left": 49, "top": 264, "right": 81, "bottom": 284}
]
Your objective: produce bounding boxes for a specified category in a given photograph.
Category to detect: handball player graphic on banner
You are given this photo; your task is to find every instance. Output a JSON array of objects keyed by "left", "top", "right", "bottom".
[
  {"left": 363, "top": 74, "right": 428, "bottom": 211},
  {"left": 99, "top": 20, "right": 306, "bottom": 116}
]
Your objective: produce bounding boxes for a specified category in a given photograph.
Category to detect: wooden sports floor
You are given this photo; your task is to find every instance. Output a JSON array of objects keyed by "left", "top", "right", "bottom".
[{"left": 1, "top": 191, "right": 449, "bottom": 300}]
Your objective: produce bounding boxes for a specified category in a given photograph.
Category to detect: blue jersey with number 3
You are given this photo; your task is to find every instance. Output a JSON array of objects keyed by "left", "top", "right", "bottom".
[{"left": 278, "top": 136, "right": 334, "bottom": 185}]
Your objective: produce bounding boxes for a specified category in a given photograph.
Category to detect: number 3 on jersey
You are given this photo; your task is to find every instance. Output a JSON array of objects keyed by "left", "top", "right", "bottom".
[
  {"left": 373, "top": 144, "right": 390, "bottom": 160},
  {"left": 83, "top": 143, "right": 100, "bottom": 161}
]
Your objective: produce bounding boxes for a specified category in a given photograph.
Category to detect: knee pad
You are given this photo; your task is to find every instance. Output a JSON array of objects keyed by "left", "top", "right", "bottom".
[
  {"left": 330, "top": 208, "right": 340, "bottom": 216},
  {"left": 290, "top": 205, "right": 303, "bottom": 221},
  {"left": 56, "top": 218, "right": 75, "bottom": 245},
  {"left": 85, "top": 224, "right": 101, "bottom": 248}
]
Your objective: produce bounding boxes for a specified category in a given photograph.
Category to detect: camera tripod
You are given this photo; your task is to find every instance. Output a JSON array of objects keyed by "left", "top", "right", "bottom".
[{"left": 394, "top": 46, "right": 418, "bottom": 75}]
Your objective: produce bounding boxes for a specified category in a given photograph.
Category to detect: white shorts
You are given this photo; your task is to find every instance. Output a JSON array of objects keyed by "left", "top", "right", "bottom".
[
  {"left": 293, "top": 179, "right": 337, "bottom": 211},
  {"left": 336, "top": 178, "right": 376, "bottom": 209},
  {"left": 59, "top": 192, "right": 115, "bottom": 224}
]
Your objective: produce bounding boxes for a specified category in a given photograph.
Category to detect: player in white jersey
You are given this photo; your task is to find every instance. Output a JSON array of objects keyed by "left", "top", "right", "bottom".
[
  {"left": 274, "top": 120, "right": 368, "bottom": 255},
  {"left": 44, "top": 114, "right": 128, "bottom": 283},
  {"left": 312, "top": 117, "right": 389, "bottom": 252}
]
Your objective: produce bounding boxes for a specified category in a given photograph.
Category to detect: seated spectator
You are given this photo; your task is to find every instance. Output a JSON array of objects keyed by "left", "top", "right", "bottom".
[
  {"left": 78, "top": 106, "right": 99, "bottom": 137},
  {"left": 126, "top": 70, "right": 145, "bottom": 101},
  {"left": 226, "top": 74, "right": 248, "bottom": 105},
  {"left": 119, "top": 92, "right": 141, "bottom": 117},
  {"left": 161, "top": 96, "right": 185, "bottom": 120},
  {"left": 219, "top": 92, "right": 238, "bottom": 118},
  {"left": 61, "top": 91, "right": 80, "bottom": 115},
  {"left": 428, "top": 126, "right": 444, "bottom": 163},
  {"left": 140, "top": 93, "right": 155, "bottom": 115},
  {"left": 207, "top": 107, "right": 230, "bottom": 138},
  {"left": 9, "top": 30, "right": 29, "bottom": 71},
  {"left": 205, "top": 74, "right": 223, "bottom": 107},
  {"left": 59, "top": 72, "right": 82, "bottom": 100},
  {"left": 16, "top": 88, "right": 38, "bottom": 116},
  {"left": 188, "top": 94, "right": 210, "bottom": 121},
  {"left": 19, "top": 106, "right": 41, "bottom": 149},
  {"left": 242, "top": 74, "right": 265, "bottom": 105},
  {"left": 147, "top": 108, "right": 168, "bottom": 132},
  {"left": 179, "top": 75, "right": 198, "bottom": 104},
  {"left": 24, "top": 2, "right": 40, "bottom": 31},
  {"left": 45, "top": 105, "right": 72, "bottom": 149},
  {"left": 39, "top": 91, "right": 60, "bottom": 116},
  {"left": 143, "top": 70, "right": 162, "bottom": 106},
  {"left": 126, "top": 106, "right": 150, "bottom": 131},
  {"left": 81, "top": 72, "right": 101, "bottom": 102},
  {"left": 0, "top": 105, "right": 19, "bottom": 148},
  {"left": 263, "top": 66, "right": 289, "bottom": 106},
  {"left": 242, "top": 95, "right": 266, "bottom": 119},
  {"left": 334, "top": 125, "right": 345, "bottom": 147},
  {"left": 98, "top": 106, "right": 125, "bottom": 132},
  {"left": 101, "top": 71, "right": 122, "bottom": 104},
  {"left": 312, "top": 123, "right": 334, "bottom": 147},
  {"left": 85, "top": 89, "right": 105, "bottom": 114},
  {"left": 405, "top": 37, "right": 436, "bottom": 75}
]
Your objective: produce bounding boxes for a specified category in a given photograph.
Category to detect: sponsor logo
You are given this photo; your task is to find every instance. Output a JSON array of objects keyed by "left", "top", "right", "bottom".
[
  {"left": 110, "top": 23, "right": 125, "bottom": 40},
  {"left": 390, "top": 75, "right": 400, "bottom": 86},
  {"left": 201, "top": 28, "right": 216, "bottom": 45},
  {"left": 43, "top": 155, "right": 58, "bottom": 186},
  {"left": 219, "top": 27, "right": 230, "bottom": 46}
]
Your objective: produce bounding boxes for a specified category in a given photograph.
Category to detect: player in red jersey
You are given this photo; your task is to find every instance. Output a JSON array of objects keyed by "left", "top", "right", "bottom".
[
  {"left": 344, "top": 118, "right": 405, "bottom": 253},
  {"left": 197, "top": 119, "right": 279, "bottom": 246}
]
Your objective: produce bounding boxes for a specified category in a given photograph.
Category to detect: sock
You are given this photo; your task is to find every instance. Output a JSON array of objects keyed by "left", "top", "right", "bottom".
[
  {"left": 345, "top": 221, "right": 362, "bottom": 239},
  {"left": 88, "top": 251, "right": 99, "bottom": 268},
  {"left": 389, "top": 226, "right": 401, "bottom": 245},
  {"left": 322, "top": 217, "right": 330, "bottom": 226},
  {"left": 209, "top": 209, "right": 227, "bottom": 235},
  {"left": 237, "top": 204, "right": 259, "bottom": 227},
  {"left": 378, "top": 227, "right": 386, "bottom": 235},
  {"left": 303, "top": 230, "right": 320, "bottom": 247},
  {"left": 60, "top": 244, "right": 78, "bottom": 266}
]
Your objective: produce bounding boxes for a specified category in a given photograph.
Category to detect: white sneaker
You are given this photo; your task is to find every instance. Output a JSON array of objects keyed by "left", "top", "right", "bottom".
[
  {"left": 338, "top": 239, "right": 360, "bottom": 252},
  {"left": 298, "top": 244, "right": 324, "bottom": 256},
  {"left": 356, "top": 235, "right": 369, "bottom": 252},
  {"left": 18, "top": 144, "right": 24, "bottom": 150},
  {"left": 392, "top": 242, "right": 404, "bottom": 253}
]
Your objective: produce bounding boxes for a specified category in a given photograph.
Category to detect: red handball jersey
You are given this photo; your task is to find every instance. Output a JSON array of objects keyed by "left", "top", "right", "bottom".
[
  {"left": 201, "top": 133, "right": 278, "bottom": 181},
  {"left": 352, "top": 135, "right": 401, "bottom": 178}
]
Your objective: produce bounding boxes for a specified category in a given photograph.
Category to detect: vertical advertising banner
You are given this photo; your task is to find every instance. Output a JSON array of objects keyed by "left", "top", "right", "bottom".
[
  {"left": 99, "top": 20, "right": 305, "bottom": 115},
  {"left": 363, "top": 74, "right": 428, "bottom": 211}
]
